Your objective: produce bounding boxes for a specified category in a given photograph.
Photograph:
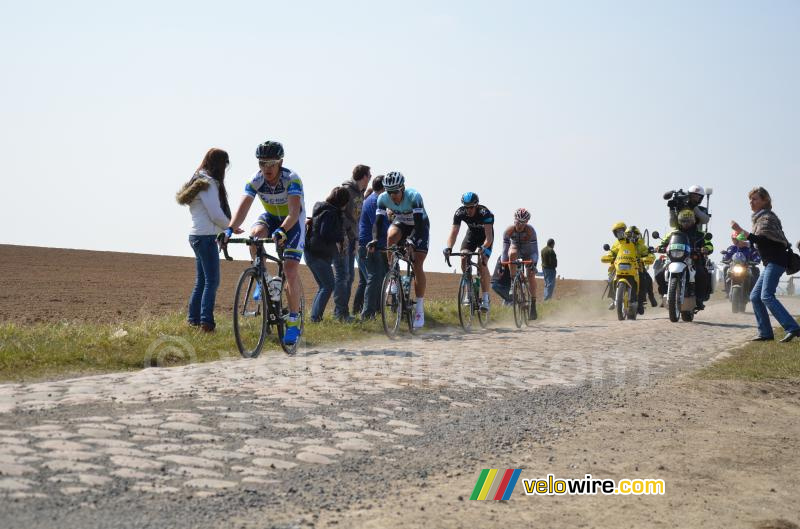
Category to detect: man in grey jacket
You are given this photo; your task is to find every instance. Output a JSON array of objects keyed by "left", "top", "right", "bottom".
[{"left": 333, "top": 164, "right": 371, "bottom": 321}]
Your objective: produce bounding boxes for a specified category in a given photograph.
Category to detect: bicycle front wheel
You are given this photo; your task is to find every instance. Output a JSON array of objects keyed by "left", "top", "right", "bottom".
[
  {"left": 381, "top": 272, "right": 404, "bottom": 338},
  {"left": 233, "top": 267, "right": 268, "bottom": 358},
  {"left": 512, "top": 277, "right": 527, "bottom": 329},
  {"left": 457, "top": 275, "right": 473, "bottom": 332}
]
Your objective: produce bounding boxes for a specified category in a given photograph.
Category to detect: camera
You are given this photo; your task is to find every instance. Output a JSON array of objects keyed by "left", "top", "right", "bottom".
[{"left": 663, "top": 189, "right": 690, "bottom": 210}]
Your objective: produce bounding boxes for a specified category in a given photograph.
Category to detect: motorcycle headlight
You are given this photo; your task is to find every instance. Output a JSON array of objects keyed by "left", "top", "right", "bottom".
[
  {"left": 732, "top": 264, "right": 745, "bottom": 274},
  {"left": 618, "top": 263, "right": 632, "bottom": 271},
  {"left": 669, "top": 248, "right": 686, "bottom": 259}
]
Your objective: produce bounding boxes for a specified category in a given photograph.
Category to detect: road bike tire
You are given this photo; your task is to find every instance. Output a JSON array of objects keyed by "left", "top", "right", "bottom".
[
  {"left": 233, "top": 267, "right": 268, "bottom": 358},
  {"left": 512, "top": 277, "right": 526, "bottom": 329},
  {"left": 476, "top": 281, "right": 488, "bottom": 329},
  {"left": 381, "top": 272, "right": 404, "bottom": 338},
  {"left": 406, "top": 272, "right": 417, "bottom": 335},
  {"left": 457, "top": 275, "right": 474, "bottom": 332},
  {"left": 277, "top": 278, "right": 304, "bottom": 355}
]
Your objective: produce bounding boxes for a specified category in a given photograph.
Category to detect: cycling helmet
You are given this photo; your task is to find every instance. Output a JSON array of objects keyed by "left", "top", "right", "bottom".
[
  {"left": 625, "top": 225, "right": 641, "bottom": 243},
  {"left": 461, "top": 192, "right": 479, "bottom": 206},
  {"left": 255, "top": 141, "right": 284, "bottom": 159},
  {"left": 677, "top": 209, "right": 696, "bottom": 229},
  {"left": 383, "top": 171, "right": 405, "bottom": 192},
  {"left": 514, "top": 208, "right": 531, "bottom": 223}
]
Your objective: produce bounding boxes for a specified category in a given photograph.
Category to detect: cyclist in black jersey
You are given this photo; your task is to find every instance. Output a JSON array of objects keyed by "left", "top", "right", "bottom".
[{"left": 443, "top": 192, "right": 495, "bottom": 311}]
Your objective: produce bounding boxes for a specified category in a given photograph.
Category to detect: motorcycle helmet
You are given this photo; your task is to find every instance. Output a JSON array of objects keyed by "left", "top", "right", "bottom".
[
  {"left": 625, "top": 225, "right": 641, "bottom": 243},
  {"left": 688, "top": 184, "right": 705, "bottom": 204},
  {"left": 514, "top": 208, "right": 531, "bottom": 223},
  {"left": 255, "top": 140, "right": 284, "bottom": 159},
  {"left": 612, "top": 221, "right": 627, "bottom": 241},
  {"left": 677, "top": 209, "right": 696, "bottom": 229},
  {"left": 461, "top": 192, "right": 479, "bottom": 206}
]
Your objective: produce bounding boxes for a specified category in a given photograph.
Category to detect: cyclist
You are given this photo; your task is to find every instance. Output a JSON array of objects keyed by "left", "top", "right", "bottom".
[
  {"left": 502, "top": 208, "right": 538, "bottom": 320},
  {"left": 226, "top": 140, "right": 305, "bottom": 346},
  {"left": 368, "top": 171, "right": 429, "bottom": 329},
  {"left": 443, "top": 192, "right": 494, "bottom": 311}
]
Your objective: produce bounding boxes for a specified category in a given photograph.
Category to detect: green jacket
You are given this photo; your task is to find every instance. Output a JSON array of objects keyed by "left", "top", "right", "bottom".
[{"left": 541, "top": 246, "right": 557, "bottom": 269}]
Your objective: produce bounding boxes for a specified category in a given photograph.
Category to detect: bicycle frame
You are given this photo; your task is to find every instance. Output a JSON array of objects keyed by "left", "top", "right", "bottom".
[
  {"left": 502, "top": 258, "right": 533, "bottom": 328},
  {"left": 446, "top": 251, "right": 488, "bottom": 331},
  {"left": 381, "top": 242, "right": 417, "bottom": 337}
]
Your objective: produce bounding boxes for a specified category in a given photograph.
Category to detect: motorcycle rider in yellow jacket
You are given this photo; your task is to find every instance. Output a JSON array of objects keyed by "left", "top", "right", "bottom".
[{"left": 625, "top": 225, "right": 658, "bottom": 309}]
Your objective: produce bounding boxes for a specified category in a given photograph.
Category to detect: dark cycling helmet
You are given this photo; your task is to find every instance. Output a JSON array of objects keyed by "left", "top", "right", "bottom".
[
  {"left": 383, "top": 171, "right": 405, "bottom": 192},
  {"left": 255, "top": 141, "right": 284, "bottom": 159},
  {"left": 514, "top": 208, "right": 531, "bottom": 223},
  {"left": 461, "top": 192, "right": 479, "bottom": 206}
]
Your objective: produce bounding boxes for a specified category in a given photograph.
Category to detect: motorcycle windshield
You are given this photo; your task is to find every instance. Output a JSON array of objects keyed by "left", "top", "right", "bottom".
[
  {"left": 732, "top": 253, "right": 747, "bottom": 264},
  {"left": 668, "top": 232, "right": 691, "bottom": 257}
]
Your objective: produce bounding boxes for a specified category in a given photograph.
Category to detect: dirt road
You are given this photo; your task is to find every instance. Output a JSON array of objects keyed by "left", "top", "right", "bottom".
[{"left": 1, "top": 297, "right": 799, "bottom": 528}]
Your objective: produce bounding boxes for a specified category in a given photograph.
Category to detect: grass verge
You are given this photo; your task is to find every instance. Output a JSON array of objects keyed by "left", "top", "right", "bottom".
[{"left": 697, "top": 318, "right": 800, "bottom": 381}]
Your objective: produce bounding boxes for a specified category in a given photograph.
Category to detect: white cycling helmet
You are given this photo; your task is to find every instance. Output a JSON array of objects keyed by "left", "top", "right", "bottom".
[
  {"left": 383, "top": 171, "right": 405, "bottom": 192},
  {"left": 688, "top": 184, "right": 705, "bottom": 196}
]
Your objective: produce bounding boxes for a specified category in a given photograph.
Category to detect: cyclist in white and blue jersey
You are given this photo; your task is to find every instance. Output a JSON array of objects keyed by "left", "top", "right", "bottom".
[
  {"left": 367, "top": 171, "right": 429, "bottom": 328},
  {"left": 226, "top": 141, "right": 305, "bottom": 345}
]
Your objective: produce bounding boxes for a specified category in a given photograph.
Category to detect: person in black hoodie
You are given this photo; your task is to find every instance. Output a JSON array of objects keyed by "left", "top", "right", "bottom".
[{"left": 304, "top": 187, "right": 350, "bottom": 322}]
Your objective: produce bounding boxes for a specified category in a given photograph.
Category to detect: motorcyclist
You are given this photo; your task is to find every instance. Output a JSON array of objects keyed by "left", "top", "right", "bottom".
[
  {"left": 721, "top": 231, "right": 761, "bottom": 297},
  {"left": 655, "top": 209, "right": 714, "bottom": 311},
  {"left": 604, "top": 221, "right": 628, "bottom": 309},
  {"left": 625, "top": 225, "right": 658, "bottom": 311},
  {"left": 667, "top": 185, "right": 710, "bottom": 228}
]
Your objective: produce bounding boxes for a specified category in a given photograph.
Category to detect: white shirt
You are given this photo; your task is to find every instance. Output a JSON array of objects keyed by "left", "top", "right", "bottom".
[{"left": 189, "top": 174, "right": 230, "bottom": 236}]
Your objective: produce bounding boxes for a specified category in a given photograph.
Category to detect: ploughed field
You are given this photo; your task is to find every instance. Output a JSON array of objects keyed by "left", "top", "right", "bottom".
[{"left": 0, "top": 245, "right": 593, "bottom": 325}]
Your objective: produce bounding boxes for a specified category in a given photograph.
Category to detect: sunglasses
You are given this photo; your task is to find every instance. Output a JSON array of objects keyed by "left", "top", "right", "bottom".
[
  {"left": 387, "top": 189, "right": 402, "bottom": 195},
  {"left": 258, "top": 159, "right": 281, "bottom": 168}
]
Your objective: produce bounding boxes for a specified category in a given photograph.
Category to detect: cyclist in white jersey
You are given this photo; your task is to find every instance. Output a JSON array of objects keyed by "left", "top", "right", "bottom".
[
  {"left": 367, "top": 171, "right": 430, "bottom": 328},
  {"left": 226, "top": 141, "right": 305, "bottom": 346}
]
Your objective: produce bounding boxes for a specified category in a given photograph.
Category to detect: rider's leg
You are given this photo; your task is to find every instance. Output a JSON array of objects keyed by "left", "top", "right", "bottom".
[
  {"left": 479, "top": 257, "right": 490, "bottom": 293},
  {"left": 284, "top": 260, "right": 301, "bottom": 313},
  {"left": 528, "top": 264, "right": 538, "bottom": 320}
]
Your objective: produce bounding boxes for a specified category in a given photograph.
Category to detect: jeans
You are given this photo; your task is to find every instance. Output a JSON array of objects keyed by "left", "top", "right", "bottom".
[
  {"left": 353, "top": 245, "right": 368, "bottom": 315},
  {"left": 358, "top": 246, "right": 388, "bottom": 319},
  {"left": 332, "top": 246, "right": 355, "bottom": 319},
  {"left": 304, "top": 252, "right": 336, "bottom": 322},
  {"left": 543, "top": 268, "right": 557, "bottom": 300},
  {"left": 188, "top": 235, "right": 221, "bottom": 327},
  {"left": 750, "top": 262, "right": 800, "bottom": 338}
]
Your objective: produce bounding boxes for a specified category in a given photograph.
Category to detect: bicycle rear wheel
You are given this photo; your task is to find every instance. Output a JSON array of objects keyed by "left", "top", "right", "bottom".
[
  {"left": 476, "top": 283, "right": 488, "bottom": 329},
  {"left": 457, "top": 275, "right": 474, "bottom": 332},
  {"left": 277, "top": 278, "right": 304, "bottom": 355},
  {"left": 381, "top": 272, "right": 404, "bottom": 338},
  {"left": 233, "top": 267, "right": 268, "bottom": 358}
]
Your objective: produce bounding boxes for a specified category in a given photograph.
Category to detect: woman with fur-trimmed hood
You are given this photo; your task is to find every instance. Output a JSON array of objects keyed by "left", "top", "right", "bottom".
[{"left": 176, "top": 148, "right": 233, "bottom": 332}]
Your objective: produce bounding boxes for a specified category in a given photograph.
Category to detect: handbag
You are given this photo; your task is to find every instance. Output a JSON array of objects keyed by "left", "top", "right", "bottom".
[{"left": 786, "top": 246, "right": 800, "bottom": 276}]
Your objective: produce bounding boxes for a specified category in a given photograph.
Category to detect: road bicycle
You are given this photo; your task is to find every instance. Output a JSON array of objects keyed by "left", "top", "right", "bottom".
[
  {"left": 379, "top": 242, "right": 418, "bottom": 338},
  {"left": 223, "top": 237, "right": 305, "bottom": 356},
  {"left": 445, "top": 250, "right": 488, "bottom": 331},
  {"left": 503, "top": 258, "right": 533, "bottom": 328}
]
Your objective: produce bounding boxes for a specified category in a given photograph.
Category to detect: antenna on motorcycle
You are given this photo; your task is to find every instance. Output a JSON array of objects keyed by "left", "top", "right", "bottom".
[{"left": 704, "top": 187, "right": 713, "bottom": 232}]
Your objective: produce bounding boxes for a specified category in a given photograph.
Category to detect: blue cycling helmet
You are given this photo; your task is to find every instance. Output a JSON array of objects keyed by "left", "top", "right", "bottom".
[
  {"left": 461, "top": 192, "right": 479, "bottom": 206},
  {"left": 255, "top": 141, "right": 284, "bottom": 159}
]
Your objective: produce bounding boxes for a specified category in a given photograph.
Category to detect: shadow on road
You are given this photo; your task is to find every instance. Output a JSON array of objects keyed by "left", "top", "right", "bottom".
[{"left": 692, "top": 321, "right": 753, "bottom": 329}]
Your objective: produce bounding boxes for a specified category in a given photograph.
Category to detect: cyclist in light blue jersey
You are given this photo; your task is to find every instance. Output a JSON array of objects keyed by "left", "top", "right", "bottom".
[
  {"left": 226, "top": 140, "right": 305, "bottom": 346},
  {"left": 367, "top": 171, "right": 429, "bottom": 329}
]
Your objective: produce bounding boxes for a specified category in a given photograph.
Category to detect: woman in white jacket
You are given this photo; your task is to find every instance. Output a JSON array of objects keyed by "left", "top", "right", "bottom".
[{"left": 176, "top": 148, "right": 234, "bottom": 331}]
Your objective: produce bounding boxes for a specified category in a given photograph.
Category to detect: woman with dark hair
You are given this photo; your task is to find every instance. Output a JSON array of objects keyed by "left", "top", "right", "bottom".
[
  {"left": 176, "top": 148, "right": 235, "bottom": 332},
  {"left": 304, "top": 186, "right": 350, "bottom": 322},
  {"left": 732, "top": 187, "right": 800, "bottom": 343}
]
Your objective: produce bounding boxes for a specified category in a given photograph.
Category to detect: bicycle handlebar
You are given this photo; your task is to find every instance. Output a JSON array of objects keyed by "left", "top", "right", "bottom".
[
  {"left": 445, "top": 251, "right": 482, "bottom": 268},
  {"left": 218, "top": 236, "right": 280, "bottom": 262},
  {"left": 501, "top": 259, "right": 533, "bottom": 265}
]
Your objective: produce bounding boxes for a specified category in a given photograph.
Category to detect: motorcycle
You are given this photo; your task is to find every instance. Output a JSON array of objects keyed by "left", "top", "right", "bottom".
[
  {"left": 724, "top": 251, "right": 758, "bottom": 313},
  {"left": 601, "top": 239, "right": 644, "bottom": 321},
  {"left": 653, "top": 230, "right": 712, "bottom": 323}
]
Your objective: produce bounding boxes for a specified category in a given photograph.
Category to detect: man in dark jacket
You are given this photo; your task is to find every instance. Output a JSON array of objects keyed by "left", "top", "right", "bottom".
[
  {"left": 541, "top": 238, "right": 557, "bottom": 300},
  {"left": 334, "top": 164, "right": 371, "bottom": 322}
]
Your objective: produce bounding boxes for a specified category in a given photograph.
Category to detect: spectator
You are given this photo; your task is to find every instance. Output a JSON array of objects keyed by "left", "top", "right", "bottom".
[
  {"left": 335, "top": 164, "right": 371, "bottom": 322},
  {"left": 357, "top": 176, "right": 389, "bottom": 319},
  {"left": 490, "top": 256, "right": 513, "bottom": 304},
  {"left": 176, "top": 148, "right": 232, "bottom": 332},
  {"left": 541, "top": 238, "right": 558, "bottom": 300},
  {"left": 731, "top": 186, "right": 800, "bottom": 343},
  {"left": 304, "top": 187, "right": 350, "bottom": 322}
]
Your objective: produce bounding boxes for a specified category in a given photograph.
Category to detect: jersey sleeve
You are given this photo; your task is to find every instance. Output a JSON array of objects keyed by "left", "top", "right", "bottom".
[
  {"left": 375, "top": 193, "right": 388, "bottom": 216},
  {"left": 244, "top": 172, "right": 262, "bottom": 197},
  {"left": 452, "top": 208, "right": 463, "bottom": 226},
  {"left": 287, "top": 174, "right": 303, "bottom": 197},
  {"left": 481, "top": 207, "right": 494, "bottom": 224},
  {"left": 411, "top": 192, "right": 425, "bottom": 215}
]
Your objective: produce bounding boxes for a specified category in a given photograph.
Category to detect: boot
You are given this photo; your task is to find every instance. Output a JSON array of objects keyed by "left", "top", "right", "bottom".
[
  {"left": 529, "top": 300, "right": 538, "bottom": 321},
  {"left": 648, "top": 291, "right": 658, "bottom": 307}
]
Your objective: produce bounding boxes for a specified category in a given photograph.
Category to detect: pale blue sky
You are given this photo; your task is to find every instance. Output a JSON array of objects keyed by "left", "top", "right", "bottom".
[{"left": 1, "top": 0, "right": 798, "bottom": 279}]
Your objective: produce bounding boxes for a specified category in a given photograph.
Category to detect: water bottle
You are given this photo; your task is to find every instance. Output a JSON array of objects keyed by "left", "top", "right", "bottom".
[
  {"left": 401, "top": 275, "right": 411, "bottom": 295},
  {"left": 473, "top": 277, "right": 480, "bottom": 294},
  {"left": 267, "top": 276, "right": 282, "bottom": 301}
]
